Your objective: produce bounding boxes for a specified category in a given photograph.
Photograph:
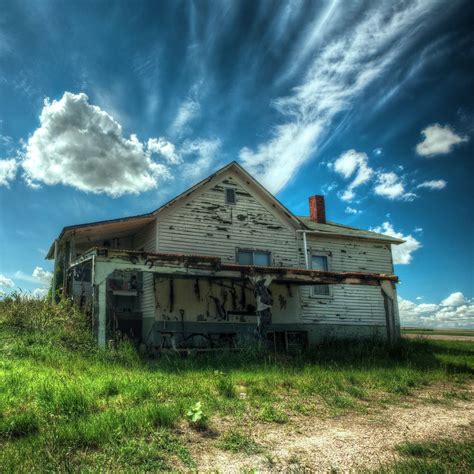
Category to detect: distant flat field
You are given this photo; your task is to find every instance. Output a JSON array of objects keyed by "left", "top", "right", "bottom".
[{"left": 402, "top": 328, "right": 474, "bottom": 341}]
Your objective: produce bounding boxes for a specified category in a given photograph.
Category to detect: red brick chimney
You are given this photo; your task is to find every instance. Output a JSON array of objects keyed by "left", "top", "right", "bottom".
[{"left": 309, "top": 195, "right": 326, "bottom": 223}]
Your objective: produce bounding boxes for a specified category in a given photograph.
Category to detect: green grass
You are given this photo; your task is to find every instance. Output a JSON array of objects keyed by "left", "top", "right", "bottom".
[
  {"left": 381, "top": 439, "right": 474, "bottom": 473},
  {"left": 219, "top": 430, "right": 262, "bottom": 454},
  {"left": 402, "top": 328, "right": 474, "bottom": 337},
  {"left": 0, "top": 294, "right": 473, "bottom": 471}
]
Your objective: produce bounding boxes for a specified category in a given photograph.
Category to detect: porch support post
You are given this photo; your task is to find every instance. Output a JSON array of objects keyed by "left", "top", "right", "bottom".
[{"left": 97, "top": 280, "right": 107, "bottom": 348}]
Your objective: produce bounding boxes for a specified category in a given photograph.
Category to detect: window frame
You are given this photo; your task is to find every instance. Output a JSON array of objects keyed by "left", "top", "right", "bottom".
[
  {"left": 236, "top": 248, "right": 272, "bottom": 267},
  {"left": 224, "top": 187, "right": 236, "bottom": 205},
  {"left": 309, "top": 252, "right": 333, "bottom": 299}
]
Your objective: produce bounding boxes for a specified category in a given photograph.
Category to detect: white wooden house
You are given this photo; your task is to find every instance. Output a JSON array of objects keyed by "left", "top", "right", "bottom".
[{"left": 46, "top": 162, "right": 403, "bottom": 351}]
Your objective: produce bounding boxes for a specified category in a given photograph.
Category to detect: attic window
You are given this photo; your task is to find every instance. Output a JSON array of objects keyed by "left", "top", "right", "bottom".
[{"left": 225, "top": 188, "right": 236, "bottom": 204}]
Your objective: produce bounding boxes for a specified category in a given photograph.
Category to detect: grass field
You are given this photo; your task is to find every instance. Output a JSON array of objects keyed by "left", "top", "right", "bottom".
[
  {"left": 402, "top": 327, "right": 474, "bottom": 338},
  {"left": 1, "top": 295, "right": 473, "bottom": 472}
]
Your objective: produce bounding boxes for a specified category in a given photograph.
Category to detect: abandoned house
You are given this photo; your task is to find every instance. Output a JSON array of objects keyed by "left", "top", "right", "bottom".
[{"left": 46, "top": 161, "right": 403, "bottom": 351}]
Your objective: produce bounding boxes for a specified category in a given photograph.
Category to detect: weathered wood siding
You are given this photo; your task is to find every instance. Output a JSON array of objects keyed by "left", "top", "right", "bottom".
[
  {"left": 299, "top": 234, "right": 395, "bottom": 326},
  {"left": 132, "top": 222, "right": 156, "bottom": 322},
  {"left": 156, "top": 174, "right": 299, "bottom": 266},
  {"left": 153, "top": 173, "right": 302, "bottom": 323}
]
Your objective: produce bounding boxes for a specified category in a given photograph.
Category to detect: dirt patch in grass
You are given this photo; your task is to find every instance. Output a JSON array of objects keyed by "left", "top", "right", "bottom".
[{"left": 188, "top": 383, "right": 474, "bottom": 472}]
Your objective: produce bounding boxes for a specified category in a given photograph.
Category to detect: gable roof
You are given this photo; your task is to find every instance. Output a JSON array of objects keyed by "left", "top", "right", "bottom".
[
  {"left": 297, "top": 217, "right": 404, "bottom": 244},
  {"left": 46, "top": 161, "right": 403, "bottom": 258}
]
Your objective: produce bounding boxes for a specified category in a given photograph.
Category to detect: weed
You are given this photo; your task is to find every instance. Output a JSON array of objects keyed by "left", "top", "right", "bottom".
[
  {"left": 215, "top": 374, "right": 236, "bottom": 398},
  {"left": 186, "top": 401, "right": 208, "bottom": 429}
]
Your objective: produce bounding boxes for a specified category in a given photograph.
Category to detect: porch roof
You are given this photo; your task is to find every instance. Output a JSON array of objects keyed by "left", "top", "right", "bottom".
[{"left": 71, "top": 247, "right": 399, "bottom": 286}]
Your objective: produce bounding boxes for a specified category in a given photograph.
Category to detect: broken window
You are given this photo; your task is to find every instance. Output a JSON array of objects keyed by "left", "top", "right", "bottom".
[
  {"left": 311, "top": 255, "right": 330, "bottom": 296},
  {"left": 237, "top": 249, "right": 271, "bottom": 266},
  {"left": 225, "top": 188, "right": 236, "bottom": 204}
]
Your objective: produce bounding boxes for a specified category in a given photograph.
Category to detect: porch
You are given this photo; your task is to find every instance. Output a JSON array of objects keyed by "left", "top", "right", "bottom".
[{"left": 65, "top": 247, "right": 399, "bottom": 350}]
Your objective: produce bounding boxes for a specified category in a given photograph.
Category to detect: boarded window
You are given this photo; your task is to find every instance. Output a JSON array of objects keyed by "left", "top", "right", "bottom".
[
  {"left": 311, "top": 255, "right": 330, "bottom": 296},
  {"left": 237, "top": 249, "right": 271, "bottom": 266},
  {"left": 225, "top": 188, "right": 236, "bottom": 204}
]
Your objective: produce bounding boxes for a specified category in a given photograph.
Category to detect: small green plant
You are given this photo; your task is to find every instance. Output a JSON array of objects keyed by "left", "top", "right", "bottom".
[{"left": 186, "top": 401, "right": 208, "bottom": 429}]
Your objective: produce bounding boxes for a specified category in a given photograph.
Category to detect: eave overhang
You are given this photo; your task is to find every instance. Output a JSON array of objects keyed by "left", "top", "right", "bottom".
[{"left": 71, "top": 247, "right": 399, "bottom": 286}]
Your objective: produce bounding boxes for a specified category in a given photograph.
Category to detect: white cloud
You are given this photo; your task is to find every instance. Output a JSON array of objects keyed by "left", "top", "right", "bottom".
[
  {"left": 0, "top": 158, "right": 18, "bottom": 187},
  {"left": 373, "top": 147, "right": 383, "bottom": 156},
  {"left": 440, "top": 291, "right": 467, "bottom": 307},
  {"left": 171, "top": 98, "right": 201, "bottom": 135},
  {"left": 0, "top": 274, "right": 15, "bottom": 288},
  {"left": 32, "top": 288, "right": 48, "bottom": 299},
  {"left": 14, "top": 266, "right": 53, "bottom": 286},
  {"left": 371, "top": 222, "right": 421, "bottom": 265},
  {"left": 374, "top": 172, "right": 416, "bottom": 201},
  {"left": 239, "top": 2, "right": 441, "bottom": 193},
  {"left": 416, "top": 124, "right": 469, "bottom": 157},
  {"left": 345, "top": 206, "right": 361, "bottom": 215},
  {"left": 334, "top": 150, "right": 373, "bottom": 201},
  {"left": 399, "top": 292, "right": 474, "bottom": 328},
  {"left": 147, "top": 138, "right": 182, "bottom": 165},
  {"left": 416, "top": 179, "right": 447, "bottom": 190},
  {"left": 181, "top": 138, "right": 221, "bottom": 181},
  {"left": 32, "top": 267, "right": 53, "bottom": 286},
  {"left": 21, "top": 92, "right": 171, "bottom": 197}
]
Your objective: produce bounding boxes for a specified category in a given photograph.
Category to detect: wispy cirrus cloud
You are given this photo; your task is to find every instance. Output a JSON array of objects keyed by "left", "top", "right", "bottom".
[
  {"left": 240, "top": 1, "right": 445, "bottom": 193},
  {"left": 416, "top": 179, "right": 447, "bottom": 190}
]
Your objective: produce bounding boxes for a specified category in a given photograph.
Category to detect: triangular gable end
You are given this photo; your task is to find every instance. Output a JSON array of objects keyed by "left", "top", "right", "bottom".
[{"left": 153, "top": 161, "right": 304, "bottom": 233}]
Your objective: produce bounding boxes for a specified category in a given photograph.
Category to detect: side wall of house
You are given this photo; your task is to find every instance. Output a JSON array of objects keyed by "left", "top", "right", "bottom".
[{"left": 298, "top": 234, "right": 398, "bottom": 340}]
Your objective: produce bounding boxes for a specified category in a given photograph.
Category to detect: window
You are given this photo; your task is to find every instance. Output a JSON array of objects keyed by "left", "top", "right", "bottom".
[
  {"left": 237, "top": 249, "right": 271, "bottom": 266},
  {"left": 225, "top": 188, "right": 236, "bottom": 204},
  {"left": 311, "top": 255, "right": 330, "bottom": 296}
]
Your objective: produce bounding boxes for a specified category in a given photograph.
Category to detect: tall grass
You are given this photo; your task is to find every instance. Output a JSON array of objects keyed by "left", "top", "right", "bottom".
[{"left": 0, "top": 294, "right": 472, "bottom": 471}]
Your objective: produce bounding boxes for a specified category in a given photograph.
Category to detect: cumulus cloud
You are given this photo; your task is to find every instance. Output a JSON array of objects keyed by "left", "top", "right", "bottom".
[
  {"left": 21, "top": 92, "right": 171, "bottom": 197},
  {"left": 334, "top": 150, "right": 373, "bottom": 201},
  {"left": 332, "top": 150, "right": 415, "bottom": 202},
  {"left": 345, "top": 206, "right": 361, "bottom": 215},
  {"left": 32, "top": 288, "right": 48, "bottom": 299},
  {"left": 147, "top": 138, "right": 182, "bottom": 165},
  {"left": 0, "top": 274, "right": 15, "bottom": 288},
  {"left": 14, "top": 266, "right": 53, "bottom": 286},
  {"left": 32, "top": 267, "right": 53, "bottom": 286},
  {"left": 440, "top": 292, "right": 467, "bottom": 307},
  {"left": 416, "top": 179, "right": 447, "bottom": 190},
  {"left": 416, "top": 124, "right": 469, "bottom": 157},
  {"left": 0, "top": 158, "right": 18, "bottom": 187},
  {"left": 399, "top": 292, "right": 474, "bottom": 328},
  {"left": 239, "top": 2, "right": 442, "bottom": 193},
  {"left": 371, "top": 222, "right": 421, "bottom": 265},
  {"left": 374, "top": 172, "right": 416, "bottom": 201}
]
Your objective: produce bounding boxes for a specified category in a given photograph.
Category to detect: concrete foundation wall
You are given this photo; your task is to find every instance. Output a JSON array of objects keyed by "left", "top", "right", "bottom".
[{"left": 148, "top": 320, "right": 388, "bottom": 348}]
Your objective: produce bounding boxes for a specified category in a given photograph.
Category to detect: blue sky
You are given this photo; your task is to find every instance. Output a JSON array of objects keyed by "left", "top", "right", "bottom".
[{"left": 0, "top": 0, "right": 473, "bottom": 327}]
